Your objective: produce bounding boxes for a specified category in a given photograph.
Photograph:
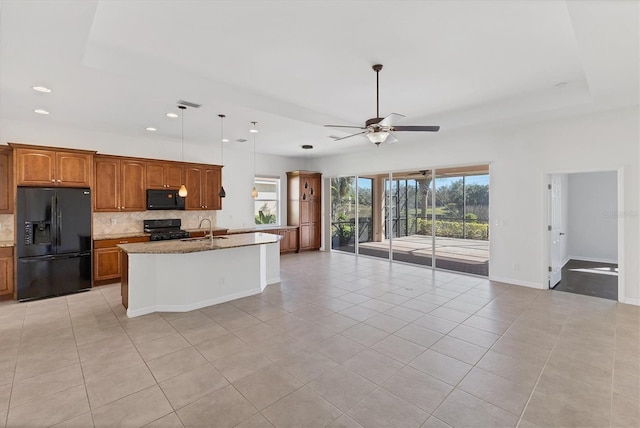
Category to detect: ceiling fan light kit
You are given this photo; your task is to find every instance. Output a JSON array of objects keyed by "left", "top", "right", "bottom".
[{"left": 324, "top": 63, "right": 440, "bottom": 146}]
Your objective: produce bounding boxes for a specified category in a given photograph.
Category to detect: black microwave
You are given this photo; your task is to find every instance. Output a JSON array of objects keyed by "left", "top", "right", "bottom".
[{"left": 146, "top": 189, "right": 185, "bottom": 210}]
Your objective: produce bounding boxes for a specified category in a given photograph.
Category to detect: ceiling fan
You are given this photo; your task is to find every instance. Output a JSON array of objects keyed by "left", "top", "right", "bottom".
[{"left": 325, "top": 64, "right": 440, "bottom": 145}]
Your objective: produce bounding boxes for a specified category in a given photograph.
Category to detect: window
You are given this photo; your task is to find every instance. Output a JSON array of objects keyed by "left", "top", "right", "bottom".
[{"left": 254, "top": 177, "right": 280, "bottom": 225}]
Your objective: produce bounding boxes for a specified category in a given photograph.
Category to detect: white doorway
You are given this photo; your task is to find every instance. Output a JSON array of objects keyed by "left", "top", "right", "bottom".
[{"left": 547, "top": 171, "right": 620, "bottom": 300}]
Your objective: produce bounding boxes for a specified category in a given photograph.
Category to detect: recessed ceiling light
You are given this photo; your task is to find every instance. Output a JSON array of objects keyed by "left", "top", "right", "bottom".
[
  {"left": 166, "top": 113, "right": 178, "bottom": 118},
  {"left": 146, "top": 127, "right": 157, "bottom": 131},
  {"left": 34, "top": 109, "right": 49, "bottom": 115},
  {"left": 221, "top": 138, "right": 230, "bottom": 143},
  {"left": 33, "top": 86, "right": 51, "bottom": 93}
]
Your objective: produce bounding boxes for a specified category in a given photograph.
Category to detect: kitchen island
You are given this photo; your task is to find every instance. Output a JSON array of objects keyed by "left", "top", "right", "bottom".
[{"left": 118, "top": 233, "right": 281, "bottom": 318}]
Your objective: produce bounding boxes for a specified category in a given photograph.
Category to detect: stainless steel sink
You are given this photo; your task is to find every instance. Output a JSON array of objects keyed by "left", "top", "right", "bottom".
[{"left": 179, "top": 236, "right": 228, "bottom": 242}]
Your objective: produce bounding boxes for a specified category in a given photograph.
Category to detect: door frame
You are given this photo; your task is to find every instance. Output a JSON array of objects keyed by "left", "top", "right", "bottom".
[{"left": 542, "top": 166, "right": 624, "bottom": 302}]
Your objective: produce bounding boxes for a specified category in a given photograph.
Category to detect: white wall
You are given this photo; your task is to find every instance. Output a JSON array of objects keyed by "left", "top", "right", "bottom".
[
  {"left": 0, "top": 118, "right": 303, "bottom": 230},
  {"left": 567, "top": 171, "right": 618, "bottom": 263},
  {"left": 2, "top": 107, "right": 639, "bottom": 304},
  {"left": 311, "top": 106, "right": 639, "bottom": 304}
]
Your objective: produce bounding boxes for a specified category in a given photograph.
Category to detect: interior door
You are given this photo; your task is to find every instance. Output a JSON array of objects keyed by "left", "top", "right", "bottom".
[{"left": 549, "top": 175, "right": 563, "bottom": 288}]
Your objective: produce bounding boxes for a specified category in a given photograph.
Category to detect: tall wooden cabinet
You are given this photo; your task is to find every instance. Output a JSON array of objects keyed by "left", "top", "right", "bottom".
[
  {"left": 287, "top": 171, "right": 322, "bottom": 251},
  {"left": 9, "top": 144, "right": 95, "bottom": 187},
  {"left": 94, "top": 155, "right": 146, "bottom": 212},
  {"left": 0, "top": 147, "right": 12, "bottom": 213}
]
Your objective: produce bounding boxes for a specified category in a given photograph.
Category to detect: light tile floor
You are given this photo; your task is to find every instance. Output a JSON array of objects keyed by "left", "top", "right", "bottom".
[{"left": 0, "top": 251, "right": 638, "bottom": 427}]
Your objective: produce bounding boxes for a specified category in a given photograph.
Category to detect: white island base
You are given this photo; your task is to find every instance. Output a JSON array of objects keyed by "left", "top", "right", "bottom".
[{"left": 120, "top": 235, "right": 280, "bottom": 318}]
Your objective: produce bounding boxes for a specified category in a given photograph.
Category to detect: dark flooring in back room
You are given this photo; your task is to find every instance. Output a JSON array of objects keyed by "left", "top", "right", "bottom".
[{"left": 552, "top": 259, "right": 618, "bottom": 300}]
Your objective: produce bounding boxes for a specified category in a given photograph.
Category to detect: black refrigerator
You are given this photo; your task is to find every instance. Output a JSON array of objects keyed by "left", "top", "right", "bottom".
[{"left": 16, "top": 187, "right": 92, "bottom": 301}]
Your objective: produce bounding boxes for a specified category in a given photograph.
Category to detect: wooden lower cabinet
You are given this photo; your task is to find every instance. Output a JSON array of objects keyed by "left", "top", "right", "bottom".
[
  {"left": 279, "top": 229, "right": 298, "bottom": 254},
  {"left": 94, "top": 236, "right": 149, "bottom": 284},
  {"left": 0, "top": 247, "right": 14, "bottom": 298}
]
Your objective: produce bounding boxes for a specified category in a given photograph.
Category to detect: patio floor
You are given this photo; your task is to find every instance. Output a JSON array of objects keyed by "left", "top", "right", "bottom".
[{"left": 334, "top": 235, "right": 490, "bottom": 276}]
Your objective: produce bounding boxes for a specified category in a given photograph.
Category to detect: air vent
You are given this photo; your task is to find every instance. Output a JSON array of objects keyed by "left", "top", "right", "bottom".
[
  {"left": 177, "top": 100, "right": 202, "bottom": 109},
  {"left": 302, "top": 145, "right": 313, "bottom": 150},
  {"left": 236, "top": 138, "right": 247, "bottom": 143}
]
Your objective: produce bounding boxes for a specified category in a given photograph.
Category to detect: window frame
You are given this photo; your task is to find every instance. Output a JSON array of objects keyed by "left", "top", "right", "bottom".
[{"left": 253, "top": 176, "right": 281, "bottom": 226}]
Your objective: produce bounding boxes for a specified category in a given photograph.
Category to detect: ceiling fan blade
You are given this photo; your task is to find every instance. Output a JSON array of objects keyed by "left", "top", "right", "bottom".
[
  {"left": 386, "top": 133, "right": 398, "bottom": 144},
  {"left": 324, "top": 124, "right": 367, "bottom": 130},
  {"left": 391, "top": 125, "right": 440, "bottom": 132},
  {"left": 333, "top": 131, "right": 368, "bottom": 141},
  {"left": 379, "top": 113, "right": 406, "bottom": 127}
]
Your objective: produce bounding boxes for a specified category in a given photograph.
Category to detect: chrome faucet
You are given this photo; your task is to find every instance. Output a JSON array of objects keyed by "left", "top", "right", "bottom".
[{"left": 198, "top": 217, "right": 213, "bottom": 245}]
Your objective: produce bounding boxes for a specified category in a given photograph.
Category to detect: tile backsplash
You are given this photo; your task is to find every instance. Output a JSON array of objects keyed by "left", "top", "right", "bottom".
[
  {"left": 0, "top": 214, "right": 13, "bottom": 242},
  {"left": 93, "top": 211, "right": 217, "bottom": 236}
]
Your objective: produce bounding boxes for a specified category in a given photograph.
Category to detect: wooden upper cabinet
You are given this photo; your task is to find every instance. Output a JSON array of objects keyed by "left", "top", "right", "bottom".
[
  {"left": 146, "top": 162, "right": 183, "bottom": 189},
  {"left": 11, "top": 145, "right": 95, "bottom": 187},
  {"left": 184, "top": 165, "right": 222, "bottom": 210},
  {"left": 204, "top": 167, "right": 222, "bottom": 211},
  {"left": 184, "top": 166, "right": 204, "bottom": 210},
  {"left": 120, "top": 159, "right": 146, "bottom": 211},
  {"left": 165, "top": 164, "right": 184, "bottom": 189},
  {"left": 309, "top": 175, "right": 321, "bottom": 200},
  {"left": 94, "top": 157, "right": 120, "bottom": 211},
  {"left": 0, "top": 147, "right": 13, "bottom": 213},
  {"left": 56, "top": 151, "right": 92, "bottom": 186},
  {"left": 14, "top": 148, "right": 56, "bottom": 186},
  {"left": 94, "top": 155, "right": 145, "bottom": 212}
]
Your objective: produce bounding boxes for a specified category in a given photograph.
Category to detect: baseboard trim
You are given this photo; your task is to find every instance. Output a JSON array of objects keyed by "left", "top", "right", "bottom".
[
  {"left": 127, "top": 287, "right": 263, "bottom": 318},
  {"left": 567, "top": 256, "right": 618, "bottom": 265},
  {"left": 489, "top": 275, "right": 544, "bottom": 289},
  {"left": 622, "top": 297, "right": 640, "bottom": 306}
]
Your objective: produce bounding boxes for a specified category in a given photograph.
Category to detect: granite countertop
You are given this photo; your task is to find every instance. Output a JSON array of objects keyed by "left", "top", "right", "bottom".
[
  {"left": 228, "top": 225, "right": 298, "bottom": 234},
  {"left": 93, "top": 232, "right": 151, "bottom": 241},
  {"left": 0, "top": 241, "right": 14, "bottom": 248},
  {"left": 118, "top": 232, "right": 281, "bottom": 254}
]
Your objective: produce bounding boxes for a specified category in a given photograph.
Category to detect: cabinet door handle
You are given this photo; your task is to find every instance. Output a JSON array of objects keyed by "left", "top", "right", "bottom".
[
  {"left": 57, "top": 179, "right": 61, "bottom": 183},
  {"left": 119, "top": 240, "right": 128, "bottom": 244},
  {"left": 51, "top": 179, "right": 55, "bottom": 183}
]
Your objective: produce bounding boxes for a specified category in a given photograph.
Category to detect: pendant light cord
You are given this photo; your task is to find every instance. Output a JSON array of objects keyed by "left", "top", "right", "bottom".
[{"left": 179, "top": 105, "right": 186, "bottom": 161}]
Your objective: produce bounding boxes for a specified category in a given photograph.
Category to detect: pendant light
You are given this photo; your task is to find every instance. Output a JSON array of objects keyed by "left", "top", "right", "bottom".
[
  {"left": 218, "top": 114, "right": 228, "bottom": 198},
  {"left": 251, "top": 121, "right": 258, "bottom": 199},
  {"left": 178, "top": 106, "right": 188, "bottom": 197}
]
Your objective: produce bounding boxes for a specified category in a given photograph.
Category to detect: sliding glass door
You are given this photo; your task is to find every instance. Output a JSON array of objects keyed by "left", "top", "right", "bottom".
[
  {"left": 330, "top": 165, "right": 489, "bottom": 276},
  {"left": 330, "top": 177, "right": 356, "bottom": 253}
]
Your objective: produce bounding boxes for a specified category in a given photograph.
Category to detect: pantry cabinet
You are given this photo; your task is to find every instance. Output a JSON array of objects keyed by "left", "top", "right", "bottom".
[{"left": 287, "top": 171, "right": 321, "bottom": 251}]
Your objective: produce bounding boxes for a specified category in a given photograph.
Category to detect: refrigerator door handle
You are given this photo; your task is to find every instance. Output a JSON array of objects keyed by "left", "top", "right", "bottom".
[{"left": 56, "top": 194, "right": 62, "bottom": 247}]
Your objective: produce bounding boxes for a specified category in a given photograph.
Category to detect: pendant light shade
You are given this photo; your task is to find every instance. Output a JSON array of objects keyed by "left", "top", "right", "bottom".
[
  {"left": 251, "top": 121, "right": 258, "bottom": 199},
  {"left": 218, "top": 114, "right": 227, "bottom": 198},
  {"left": 178, "top": 105, "right": 188, "bottom": 197}
]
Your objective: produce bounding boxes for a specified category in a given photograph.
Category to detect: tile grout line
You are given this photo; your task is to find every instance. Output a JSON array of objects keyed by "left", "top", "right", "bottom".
[
  {"left": 65, "top": 294, "right": 96, "bottom": 427},
  {"left": 3, "top": 303, "right": 26, "bottom": 427},
  {"left": 515, "top": 299, "right": 570, "bottom": 427},
  {"left": 609, "top": 311, "right": 618, "bottom": 428}
]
